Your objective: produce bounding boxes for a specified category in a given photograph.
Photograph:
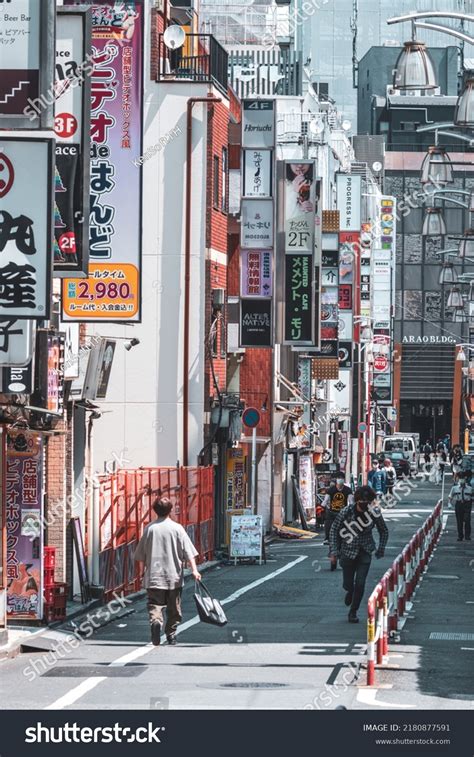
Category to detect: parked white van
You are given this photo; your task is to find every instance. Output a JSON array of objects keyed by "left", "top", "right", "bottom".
[{"left": 382, "top": 434, "right": 419, "bottom": 476}]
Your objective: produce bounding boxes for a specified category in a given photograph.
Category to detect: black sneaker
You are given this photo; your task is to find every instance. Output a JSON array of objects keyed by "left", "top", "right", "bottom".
[
  {"left": 348, "top": 612, "right": 359, "bottom": 624},
  {"left": 466, "top": 537, "right": 471, "bottom": 541},
  {"left": 167, "top": 635, "right": 177, "bottom": 646},
  {"left": 457, "top": 537, "right": 464, "bottom": 542},
  {"left": 344, "top": 591, "right": 353, "bottom": 607},
  {"left": 151, "top": 626, "right": 161, "bottom": 646},
  {"left": 323, "top": 539, "right": 329, "bottom": 545}
]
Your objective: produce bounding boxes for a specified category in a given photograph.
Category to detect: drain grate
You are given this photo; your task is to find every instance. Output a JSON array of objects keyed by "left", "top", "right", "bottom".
[
  {"left": 42, "top": 664, "right": 146, "bottom": 678},
  {"left": 429, "top": 633, "right": 474, "bottom": 641}
]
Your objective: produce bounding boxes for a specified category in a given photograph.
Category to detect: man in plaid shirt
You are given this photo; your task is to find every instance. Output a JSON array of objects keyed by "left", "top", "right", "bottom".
[{"left": 329, "top": 485, "right": 389, "bottom": 623}]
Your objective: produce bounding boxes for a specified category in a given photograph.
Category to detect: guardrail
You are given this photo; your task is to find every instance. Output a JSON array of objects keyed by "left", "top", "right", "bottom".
[{"left": 366, "top": 500, "right": 443, "bottom": 686}]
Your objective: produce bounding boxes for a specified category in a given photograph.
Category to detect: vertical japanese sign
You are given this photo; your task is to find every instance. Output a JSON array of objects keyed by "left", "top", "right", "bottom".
[
  {"left": 0, "top": 1, "right": 55, "bottom": 130},
  {"left": 62, "top": 0, "right": 143, "bottom": 320},
  {"left": 240, "top": 250, "right": 272, "bottom": 297},
  {"left": 298, "top": 357, "right": 312, "bottom": 446},
  {"left": 226, "top": 448, "right": 246, "bottom": 509},
  {"left": 0, "top": 138, "right": 54, "bottom": 319},
  {"left": 32, "top": 331, "right": 65, "bottom": 414},
  {"left": 0, "top": 318, "right": 34, "bottom": 366},
  {"left": 372, "top": 196, "right": 396, "bottom": 405},
  {"left": 243, "top": 150, "right": 272, "bottom": 198},
  {"left": 54, "top": 8, "right": 92, "bottom": 276},
  {"left": 284, "top": 254, "right": 313, "bottom": 344},
  {"left": 284, "top": 161, "right": 317, "bottom": 253},
  {"left": 320, "top": 249, "right": 339, "bottom": 358},
  {"left": 6, "top": 432, "right": 44, "bottom": 620}
]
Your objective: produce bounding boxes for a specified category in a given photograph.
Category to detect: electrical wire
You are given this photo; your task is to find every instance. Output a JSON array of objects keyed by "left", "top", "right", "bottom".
[{"left": 198, "top": 314, "right": 224, "bottom": 460}]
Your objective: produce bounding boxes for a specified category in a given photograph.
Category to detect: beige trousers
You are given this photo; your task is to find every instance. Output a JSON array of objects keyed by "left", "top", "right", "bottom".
[{"left": 146, "top": 588, "right": 183, "bottom": 638}]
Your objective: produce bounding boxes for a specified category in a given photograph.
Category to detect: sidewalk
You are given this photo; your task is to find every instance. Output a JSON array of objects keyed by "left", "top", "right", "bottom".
[
  {"left": 368, "top": 508, "right": 474, "bottom": 707},
  {"left": 0, "top": 559, "right": 219, "bottom": 661}
]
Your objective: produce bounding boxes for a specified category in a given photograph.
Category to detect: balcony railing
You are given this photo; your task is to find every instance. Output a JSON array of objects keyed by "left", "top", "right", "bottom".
[{"left": 157, "top": 33, "right": 228, "bottom": 95}]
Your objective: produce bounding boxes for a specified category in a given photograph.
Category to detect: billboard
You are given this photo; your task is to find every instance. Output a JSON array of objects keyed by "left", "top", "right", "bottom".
[
  {"left": 32, "top": 331, "right": 65, "bottom": 415},
  {"left": 0, "top": 318, "right": 34, "bottom": 366},
  {"left": 6, "top": 431, "right": 44, "bottom": 620},
  {"left": 240, "top": 250, "right": 272, "bottom": 297},
  {"left": 0, "top": 1, "right": 55, "bottom": 130},
  {"left": 62, "top": 0, "right": 143, "bottom": 321},
  {"left": 54, "top": 8, "right": 92, "bottom": 276},
  {"left": 284, "top": 161, "right": 318, "bottom": 253},
  {"left": 0, "top": 138, "right": 54, "bottom": 319}
]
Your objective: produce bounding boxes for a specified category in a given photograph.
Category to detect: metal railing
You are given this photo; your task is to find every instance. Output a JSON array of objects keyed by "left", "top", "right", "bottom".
[{"left": 157, "top": 34, "right": 228, "bottom": 95}]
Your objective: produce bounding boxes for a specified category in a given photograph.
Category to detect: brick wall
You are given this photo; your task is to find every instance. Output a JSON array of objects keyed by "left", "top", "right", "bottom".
[
  {"left": 150, "top": 7, "right": 166, "bottom": 81},
  {"left": 206, "top": 102, "right": 229, "bottom": 253},
  {"left": 240, "top": 350, "right": 272, "bottom": 437}
]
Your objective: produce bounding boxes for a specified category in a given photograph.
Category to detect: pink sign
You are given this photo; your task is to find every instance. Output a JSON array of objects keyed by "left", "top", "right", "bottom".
[{"left": 241, "top": 250, "right": 272, "bottom": 297}]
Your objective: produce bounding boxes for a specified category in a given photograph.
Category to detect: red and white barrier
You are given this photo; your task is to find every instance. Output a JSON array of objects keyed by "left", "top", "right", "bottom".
[{"left": 366, "top": 500, "right": 443, "bottom": 686}]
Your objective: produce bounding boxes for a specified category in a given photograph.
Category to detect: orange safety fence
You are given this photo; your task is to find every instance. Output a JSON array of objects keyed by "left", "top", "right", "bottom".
[{"left": 98, "top": 466, "right": 214, "bottom": 601}]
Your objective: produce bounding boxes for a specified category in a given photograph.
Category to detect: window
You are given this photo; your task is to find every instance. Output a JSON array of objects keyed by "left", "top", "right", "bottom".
[
  {"left": 221, "top": 147, "right": 228, "bottom": 213},
  {"left": 213, "top": 155, "right": 219, "bottom": 209}
]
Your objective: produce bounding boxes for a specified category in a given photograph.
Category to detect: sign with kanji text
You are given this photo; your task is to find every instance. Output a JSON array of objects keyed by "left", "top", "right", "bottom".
[
  {"left": 243, "top": 150, "right": 272, "bottom": 198},
  {"left": 241, "top": 199, "right": 273, "bottom": 248},
  {"left": 0, "top": 318, "right": 34, "bottom": 366},
  {"left": 62, "top": 0, "right": 143, "bottom": 321},
  {"left": 0, "top": 138, "right": 54, "bottom": 319},
  {"left": 240, "top": 249, "right": 272, "bottom": 297},
  {"left": 284, "top": 253, "right": 314, "bottom": 345}
]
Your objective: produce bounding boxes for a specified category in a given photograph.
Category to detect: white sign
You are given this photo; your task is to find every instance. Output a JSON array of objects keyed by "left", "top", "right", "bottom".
[
  {"left": 241, "top": 199, "right": 273, "bottom": 248},
  {"left": 242, "top": 100, "right": 275, "bottom": 148},
  {"left": 299, "top": 455, "right": 313, "bottom": 510},
  {"left": 328, "top": 369, "right": 352, "bottom": 416},
  {"left": 337, "top": 174, "right": 361, "bottom": 231},
  {"left": 243, "top": 149, "right": 272, "bottom": 198},
  {"left": 55, "top": 13, "right": 84, "bottom": 143},
  {"left": 230, "top": 514, "right": 263, "bottom": 559},
  {"left": 60, "top": 321, "right": 80, "bottom": 380},
  {"left": 0, "top": 318, "right": 34, "bottom": 367},
  {"left": 0, "top": 139, "right": 53, "bottom": 318}
]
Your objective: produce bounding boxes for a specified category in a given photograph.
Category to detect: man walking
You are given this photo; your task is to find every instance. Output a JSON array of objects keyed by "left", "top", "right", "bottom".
[
  {"left": 329, "top": 486, "right": 389, "bottom": 623},
  {"left": 368, "top": 460, "right": 387, "bottom": 501},
  {"left": 448, "top": 472, "right": 472, "bottom": 542},
  {"left": 134, "top": 496, "right": 201, "bottom": 645},
  {"left": 322, "top": 475, "right": 354, "bottom": 561}
]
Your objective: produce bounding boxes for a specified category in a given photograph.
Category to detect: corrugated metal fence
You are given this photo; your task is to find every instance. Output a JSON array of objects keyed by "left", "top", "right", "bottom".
[{"left": 98, "top": 466, "right": 214, "bottom": 601}]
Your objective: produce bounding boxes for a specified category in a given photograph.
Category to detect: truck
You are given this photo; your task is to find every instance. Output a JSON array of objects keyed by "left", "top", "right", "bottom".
[{"left": 381, "top": 433, "right": 420, "bottom": 476}]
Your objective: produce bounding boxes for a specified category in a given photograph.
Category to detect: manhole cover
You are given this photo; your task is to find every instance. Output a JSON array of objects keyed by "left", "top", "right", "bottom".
[{"left": 219, "top": 682, "right": 289, "bottom": 689}]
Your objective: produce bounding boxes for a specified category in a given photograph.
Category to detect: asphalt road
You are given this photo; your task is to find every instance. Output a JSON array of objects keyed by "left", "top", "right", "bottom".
[{"left": 1, "top": 478, "right": 471, "bottom": 711}]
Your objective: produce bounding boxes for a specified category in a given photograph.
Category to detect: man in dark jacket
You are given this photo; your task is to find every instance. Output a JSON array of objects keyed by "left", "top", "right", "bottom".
[{"left": 329, "top": 486, "right": 389, "bottom": 623}]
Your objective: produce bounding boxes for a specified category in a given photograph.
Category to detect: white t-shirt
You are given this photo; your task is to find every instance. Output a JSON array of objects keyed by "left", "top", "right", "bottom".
[{"left": 134, "top": 517, "right": 198, "bottom": 590}]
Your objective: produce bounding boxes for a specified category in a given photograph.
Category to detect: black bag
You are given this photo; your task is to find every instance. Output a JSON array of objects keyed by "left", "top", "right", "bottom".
[{"left": 193, "top": 580, "right": 228, "bottom": 627}]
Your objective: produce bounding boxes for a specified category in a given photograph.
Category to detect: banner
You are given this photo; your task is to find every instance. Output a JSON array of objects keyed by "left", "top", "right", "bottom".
[
  {"left": 54, "top": 6, "right": 92, "bottom": 276},
  {"left": 226, "top": 448, "right": 246, "bottom": 510},
  {"left": 240, "top": 250, "right": 272, "bottom": 297},
  {"left": 337, "top": 174, "right": 361, "bottom": 231},
  {"left": 284, "top": 253, "right": 313, "bottom": 344},
  {"left": 62, "top": 0, "right": 143, "bottom": 320},
  {"left": 0, "top": 138, "right": 54, "bottom": 319},
  {"left": 6, "top": 432, "right": 44, "bottom": 620}
]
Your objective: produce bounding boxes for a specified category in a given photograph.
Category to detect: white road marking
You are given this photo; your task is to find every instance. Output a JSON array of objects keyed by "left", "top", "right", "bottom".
[
  {"left": 461, "top": 647, "right": 474, "bottom": 651},
  {"left": 44, "top": 677, "right": 107, "bottom": 710},
  {"left": 357, "top": 689, "right": 416, "bottom": 708},
  {"left": 44, "top": 554, "right": 308, "bottom": 709}
]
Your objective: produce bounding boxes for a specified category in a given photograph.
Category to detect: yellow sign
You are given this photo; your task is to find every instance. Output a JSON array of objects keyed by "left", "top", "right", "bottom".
[{"left": 62, "top": 263, "right": 139, "bottom": 319}]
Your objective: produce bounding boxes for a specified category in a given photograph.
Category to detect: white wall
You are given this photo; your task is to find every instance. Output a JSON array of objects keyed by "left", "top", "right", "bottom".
[{"left": 91, "top": 6, "right": 211, "bottom": 471}]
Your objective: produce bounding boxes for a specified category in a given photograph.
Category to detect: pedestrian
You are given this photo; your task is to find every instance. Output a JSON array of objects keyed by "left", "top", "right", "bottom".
[
  {"left": 329, "top": 485, "right": 389, "bottom": 623},
  {"left": 134, "top": 495, "right": 202, "bottom": 646},
  {"left": 322, "top": 475, "right": 354, "bottom": 565},
  {"left": 423, "top": 440, "right": 432, "bottom": 467},
  {"left": 384, "top": 458, "right": 396, "bottom": 495},
  {"left": 368, "top": 460, "right": 387, "bottom": 501},
  {"left": 448, "top": 472, "right": 472, "bottom": 542},
  {"left": 450, "top": 443, "right": 464, "bottom": 481}
]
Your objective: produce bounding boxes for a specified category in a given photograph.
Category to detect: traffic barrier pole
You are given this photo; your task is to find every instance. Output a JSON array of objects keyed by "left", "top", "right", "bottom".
[{"left": 367, "top": 600, "right": 376, "bottom": 686}]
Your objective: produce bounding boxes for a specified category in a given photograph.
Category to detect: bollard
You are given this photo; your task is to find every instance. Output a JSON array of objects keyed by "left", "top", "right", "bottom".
[{"left": 367, "top": 603, "right": 376, "bottom": 686}]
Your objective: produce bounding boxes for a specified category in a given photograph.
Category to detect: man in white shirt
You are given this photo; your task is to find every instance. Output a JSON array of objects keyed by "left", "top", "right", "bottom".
[
  {"left": 448, "top": 472, "right": 472, "bottom": 542},
  {"left": 134, "top": 496, "right": 201, "bottom": 645}
]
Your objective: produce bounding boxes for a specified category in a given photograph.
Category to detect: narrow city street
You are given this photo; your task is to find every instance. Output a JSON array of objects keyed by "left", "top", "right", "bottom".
[{"left": 2, "top": 481, "right": 470, "bottom": 711}]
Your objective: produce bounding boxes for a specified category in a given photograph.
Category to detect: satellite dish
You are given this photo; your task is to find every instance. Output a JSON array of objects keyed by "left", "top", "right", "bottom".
[
  {"left": 342, "top": 119, "right": 352, "bottom": 132},
  {"left": 309, "top": 117, "right": 324, "bottom": 135},
  {"left": 163, "top": 25, "right": 186, "bottom": 50},
  {"left": 372, "top": 161, "right": 383, "bottom": 173}
]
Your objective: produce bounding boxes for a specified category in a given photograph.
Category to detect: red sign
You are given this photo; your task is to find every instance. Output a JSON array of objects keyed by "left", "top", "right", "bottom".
[
  {"left": 374, "top": 355, "right": 389, "bottom": 372},
  {"left": 338, "top": 284, "right": 352, "bottom": 310},
  {"left": 54, "top": 112, "right": 78, "bottom": 139}
]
